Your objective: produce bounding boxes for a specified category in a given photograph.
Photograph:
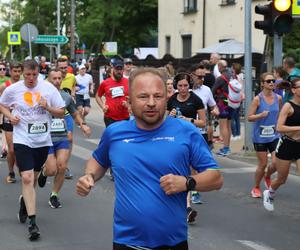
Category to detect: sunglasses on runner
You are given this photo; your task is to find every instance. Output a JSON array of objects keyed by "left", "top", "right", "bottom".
[
  {"left": 0, "top": 68, "right": 6, "bottom": 71},
  {"left": 193, "top": 74, "right": 205, "bottom": 80},
  {"left": 264, "top": 79, "right": 275, "bottom": 84}
]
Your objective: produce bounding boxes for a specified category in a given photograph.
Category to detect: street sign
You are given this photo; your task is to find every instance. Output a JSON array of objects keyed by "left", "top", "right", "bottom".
[
  {"left": 292, "top": 0, "right": 300, "bottom": 18},
  {"left": 20, "top": 23, "right": 38, "bottom": 42},
  {"left": 33, "top": 35, "right": 69, "bottom": 44},
  {"left": 7, "top": 32, "right": 21, "bottom": 45}
]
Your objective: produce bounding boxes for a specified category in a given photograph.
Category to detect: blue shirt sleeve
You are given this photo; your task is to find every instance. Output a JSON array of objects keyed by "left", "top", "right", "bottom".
[
  {"left": 92, "top": 128, "right": 111, "bottom": 168},
  {"left": 189, "top": 127, "right": 220, "bottom": 172}
]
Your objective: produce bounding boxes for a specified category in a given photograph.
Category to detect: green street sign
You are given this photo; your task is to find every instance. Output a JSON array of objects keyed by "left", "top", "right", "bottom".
[{"left": 33, "top": 35, "right": 69, "bottom": 44}]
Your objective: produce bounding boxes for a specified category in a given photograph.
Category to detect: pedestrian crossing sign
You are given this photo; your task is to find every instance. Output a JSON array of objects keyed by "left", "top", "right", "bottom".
[
  {"left": 292, "top": 0, "right": 300, "bottom": 18},
  {"left": 7, "top": 32, "right": 21, "bottom": 45}
]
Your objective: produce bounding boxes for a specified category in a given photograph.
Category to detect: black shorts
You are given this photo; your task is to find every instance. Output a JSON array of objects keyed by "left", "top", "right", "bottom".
[
  {"left": 275, "top": 136, "right": 300, "bottom": 161},
  {"left": 113, "top": 240, "right": 188, "bottom": 250},
  {"left": 14, "top": 144, "right": 49, "bottom": 172},
  {"left": 253, "top": 138, "right": 279, "bottom": 153},
  {"left": 75, "top": 94, "right": 91, "bottom": 108},
  {"left": 2, "top": 115, "right": 13, "bottom": 132}
]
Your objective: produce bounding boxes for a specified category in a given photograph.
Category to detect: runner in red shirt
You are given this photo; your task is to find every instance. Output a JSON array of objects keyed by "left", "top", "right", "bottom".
[{"left": 96, "top": 58, "right": 130, "bottom": 127}]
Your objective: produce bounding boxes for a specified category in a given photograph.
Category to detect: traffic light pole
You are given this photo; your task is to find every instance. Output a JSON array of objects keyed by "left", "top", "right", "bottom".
[
  {"left": 244, "top": 0, "right": 253, "bottom": 152},
  {"left": 273, "top": 33, "right": 283, "bottom": 67}
]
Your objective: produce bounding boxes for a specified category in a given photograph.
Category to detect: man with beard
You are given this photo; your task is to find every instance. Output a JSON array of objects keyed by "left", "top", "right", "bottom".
[{"left": 96, "top": 58, "right": 130, "bottom": 127}]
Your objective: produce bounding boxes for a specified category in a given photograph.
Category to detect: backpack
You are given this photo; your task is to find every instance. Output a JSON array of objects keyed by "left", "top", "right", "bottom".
[{"left": 221, "top": 75, "right": 242, "bottom": 108}]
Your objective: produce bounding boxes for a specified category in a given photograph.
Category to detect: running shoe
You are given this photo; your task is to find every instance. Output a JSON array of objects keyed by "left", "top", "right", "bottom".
[
  {"left": 187, "top": 207, "right": 197, "bottom": 224},
  {"left": 48, "top": 195, "right": 62, "bottom": 209},
  {"left": 251, "top": 187, "right": 262, "bottom": 198},
  {"left": 264, "top": 175, "right": 271, "bottom": 189},
  {"left": 64, "top": 168, "right": 73, "bottom": 179},
  {"left": 216, "top": 147, "right": 231, "bottom": 156},
  {"left": 28, "top": 224, "right": 40, "bottom": 241},
  {"left": 191, "top": 191, "right": 203, "bottom": 204},
  {"left": 38, "top": 168, "right": 47, "bottom": 188},
  {"left": 6, "top": 172, "right": 16, "bottom": 183},
  {"left": 263, "top": 190, "right": 274, "bottom": 211},
  {"left": 18, "top": 195, "right": 28, "bottom": 223}
]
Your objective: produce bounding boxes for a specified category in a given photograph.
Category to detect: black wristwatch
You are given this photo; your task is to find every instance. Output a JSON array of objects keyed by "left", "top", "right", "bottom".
[
  {"left": 185, "top": 176, "right": 196, "bottom": 191},
  {"left": 190, "top": 118, "right": 195, "bottom": 124}
]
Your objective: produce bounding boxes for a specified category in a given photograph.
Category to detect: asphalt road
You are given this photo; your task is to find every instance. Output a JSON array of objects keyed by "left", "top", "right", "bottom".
[{"left": 0, "top": 110, "right": 300, "bottom": 250}]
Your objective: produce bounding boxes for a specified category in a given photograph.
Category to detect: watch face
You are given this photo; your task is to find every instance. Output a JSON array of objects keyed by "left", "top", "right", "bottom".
[{"left": 187, "top": 177, "right": 196, "bottom": 191}]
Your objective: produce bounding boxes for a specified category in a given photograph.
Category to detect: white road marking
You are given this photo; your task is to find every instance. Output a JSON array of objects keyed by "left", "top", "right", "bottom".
[
  {"left": 85, "top": 138, "right": 100, "bottom": 145},
  {"left": 237, "top": 240, "right": 276, "bottom": 250},
  {"left": 72, "top": 144, "right": 93, "bottom": 160}
]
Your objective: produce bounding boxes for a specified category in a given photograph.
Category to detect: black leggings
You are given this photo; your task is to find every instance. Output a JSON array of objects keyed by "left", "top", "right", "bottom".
[{"left": 113, "top": 241, "right": 188, "bottom": 250}]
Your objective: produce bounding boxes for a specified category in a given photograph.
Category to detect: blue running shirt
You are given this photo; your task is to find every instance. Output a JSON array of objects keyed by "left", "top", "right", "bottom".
[{"left": 93, "top": 116, "right": 219, "bottom": 248}]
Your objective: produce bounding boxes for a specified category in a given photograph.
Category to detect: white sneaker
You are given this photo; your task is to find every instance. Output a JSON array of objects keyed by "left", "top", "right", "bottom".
[{"left": 263, "top": 190, "right": 274, "bottom": 211}]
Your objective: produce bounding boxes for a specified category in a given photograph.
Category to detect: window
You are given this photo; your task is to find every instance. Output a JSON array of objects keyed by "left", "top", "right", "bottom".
[
  {"left": 220, "top": 0, "right": 236, "bottom": 6},
  {"left": 183, "top": 0, "right": 197, "bottom": 13},
  {"left": 182, "top": 35, "right": 192, "bottom": 58},
  {"left": 166, "top": 36, "right": 171, "bottom": 54}
]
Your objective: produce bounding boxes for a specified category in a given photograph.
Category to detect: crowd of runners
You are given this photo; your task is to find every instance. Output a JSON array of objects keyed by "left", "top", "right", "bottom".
[{"left": 0, "top": 54, "right": 299, "bottom": 249}]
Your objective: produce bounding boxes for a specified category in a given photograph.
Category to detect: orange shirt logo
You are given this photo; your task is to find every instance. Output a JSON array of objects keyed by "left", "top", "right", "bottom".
[{"left": 24, "top": 92, "right": 41, "bottom": 107}]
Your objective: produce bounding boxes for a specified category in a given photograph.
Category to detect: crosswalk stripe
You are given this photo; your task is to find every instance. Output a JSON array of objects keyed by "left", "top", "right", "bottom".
[
  {"left": 222, "top": 167, "right": 255, "bottom": 174},
  {"left": 85, "top": 138, "right": 100, "bottom": 145},
  {"left": 237, "top": 240, "right": 276, "bottom": 250}
]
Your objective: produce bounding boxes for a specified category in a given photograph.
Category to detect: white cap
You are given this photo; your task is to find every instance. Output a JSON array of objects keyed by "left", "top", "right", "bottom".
[{"left": 79, "top": 64, "right": 86, "bottom": 70}]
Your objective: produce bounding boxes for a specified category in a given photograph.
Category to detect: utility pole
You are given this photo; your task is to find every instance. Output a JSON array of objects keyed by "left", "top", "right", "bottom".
[
  {"left": 244, "top": 0, "right": 253, "bottom": 152},
  {"left": 57, "top": 0, "right": 61, "bottom": 58},
  {"left": 70, "top": 0, "right": 75, "bottom": 60},
  {"left": 9, "top": 0, "right": 13, "bottom": 60}
]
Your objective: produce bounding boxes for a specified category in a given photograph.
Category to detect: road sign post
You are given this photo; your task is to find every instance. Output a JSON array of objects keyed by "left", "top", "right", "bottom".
[{"left": 33, "top": 35, "right": 69, "bottom": 45}]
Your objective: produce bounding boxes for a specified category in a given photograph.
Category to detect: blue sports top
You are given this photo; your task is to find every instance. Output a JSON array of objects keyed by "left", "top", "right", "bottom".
[
  {"left": 93, "top": 116, "right": 219, "bottom": 248},
  {"left": 252, "top": 92, "right": 280, "bottom": 143}
]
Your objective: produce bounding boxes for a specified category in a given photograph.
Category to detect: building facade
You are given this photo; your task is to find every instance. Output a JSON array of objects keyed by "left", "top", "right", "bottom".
[{"left": 158, "top": 0, "right": 269, "bottom": 58}]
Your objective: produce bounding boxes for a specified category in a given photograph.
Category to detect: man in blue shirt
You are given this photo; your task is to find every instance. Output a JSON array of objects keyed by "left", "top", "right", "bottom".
[{"left": 76, "top": 67, "right": 223, "bottom": 250}]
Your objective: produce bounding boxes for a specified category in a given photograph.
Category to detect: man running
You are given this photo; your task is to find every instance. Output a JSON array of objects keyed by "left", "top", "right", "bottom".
[
  {"left": 38, "top": 68, "right": 91, "bottom": 208},
  {"left": 77, "top": 68, "right": 223, "bottom": 250},
  {"left": 0, "top": 60, "right": 65, "bottom": 241},
  {"left": 0, "top": 61, "right": 23, "bottom": 183}
]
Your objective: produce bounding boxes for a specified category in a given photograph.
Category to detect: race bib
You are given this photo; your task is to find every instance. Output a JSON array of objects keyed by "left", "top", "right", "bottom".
[
  {"left": 28, "top": 122, "right": 48, "bottom": 134},
  {"left": 83, "top": 93, "right": 90, "bottom": 100},
  {"left": 50, "top": 118, "right": 66, "bottom": 132},
  {"left": 110, "top": 86, "right": 124, "bottom": 98},
  {"left": 260, "top": 125, "right": 275, "bottom": 138}
]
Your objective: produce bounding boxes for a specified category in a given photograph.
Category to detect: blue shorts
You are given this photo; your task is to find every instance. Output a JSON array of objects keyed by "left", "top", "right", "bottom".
[
  {"left": 75, "top": 94, "right": 91, "bottom": 108},
  {"left": 48, "top": 140, "right": 70, "bottom": 154},
  {"left": 14, "top": 144, "right": 49, "bottom": 172},
  {"left": 64, "top": 114, "right": 74, "bottom": 133}
]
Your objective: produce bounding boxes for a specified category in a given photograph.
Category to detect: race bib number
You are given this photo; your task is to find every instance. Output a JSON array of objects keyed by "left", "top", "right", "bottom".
[
  {"left": 28, "top": 122, "right": 48, "bottom": 134},
  {"left": 260, "top": 125, "right": 275, "bottom": 138},
  {"left": 110, "top": 86, "right": 124, "bottom": 98},
  {"left": 83, "top": 93, "right": 90, "bottom": 100},
  {"left": 50, "top": 118, "right": 66, "bottom": 132}
]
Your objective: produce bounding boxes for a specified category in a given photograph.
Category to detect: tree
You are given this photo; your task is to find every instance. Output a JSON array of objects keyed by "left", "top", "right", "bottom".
[{"left": 0, "top": 0, "right": 158, "bottom": 60}]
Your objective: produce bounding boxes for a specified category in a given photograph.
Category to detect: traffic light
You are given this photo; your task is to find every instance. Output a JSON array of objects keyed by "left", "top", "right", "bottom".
[
  {"left": 254, "top": 0, "right": 294, "bottom": 36},
  {"left": 254, "top": 3, "right": 273, "bottom": 35},
  {"left": 272, "top": 0, "right": 293, "bottom": 35}
]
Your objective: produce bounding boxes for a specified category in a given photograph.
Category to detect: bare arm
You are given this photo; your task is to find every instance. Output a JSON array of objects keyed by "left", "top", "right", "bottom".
[
  {"left": 277, "top": 103, "right": 300, "bottom": 133},
  {"left": 0, "top": 104, "right": 20, "bottom": 125},
  {"left": 76, "top": 157, "right": 108, "bottom": 196},
  {"left": 95, "top": 94, "right": 108, "bottom": 113},
  {"left": 160, "top": 169, "right": 223, "bottom": 195},
  {"left": 71, "top": 111, "right": 92, "bottom": 137},
  {"left": 247, "top": 96, "right": 269, "bottom": 122}
]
